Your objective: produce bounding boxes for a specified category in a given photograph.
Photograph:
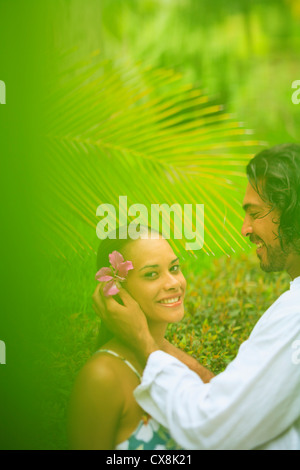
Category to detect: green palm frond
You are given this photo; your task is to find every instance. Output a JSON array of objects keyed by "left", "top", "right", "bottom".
[{"left": 42, "top": 52, "right": 264, "bottom": 260}]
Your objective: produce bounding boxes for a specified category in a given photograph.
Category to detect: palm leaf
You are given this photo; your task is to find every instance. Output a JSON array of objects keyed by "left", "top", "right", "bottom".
[{"left": 42, "top": 52, "right": 264, "bottom": 260}]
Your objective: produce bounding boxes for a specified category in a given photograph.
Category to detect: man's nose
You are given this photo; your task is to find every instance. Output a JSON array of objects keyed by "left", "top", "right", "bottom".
[{"left": 241, "top": 215, "right": 253, "bottom": 237}]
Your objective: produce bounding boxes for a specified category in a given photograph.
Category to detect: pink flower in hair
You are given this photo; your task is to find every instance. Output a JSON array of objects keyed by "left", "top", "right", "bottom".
[{"left": 95, "top": 251, "right": 134, "bottom": 296}]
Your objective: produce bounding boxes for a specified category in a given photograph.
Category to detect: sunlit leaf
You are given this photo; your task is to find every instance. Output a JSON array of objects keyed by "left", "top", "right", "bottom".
[{"left": 43, "top": 53, "right": 264, "bottom": 259}]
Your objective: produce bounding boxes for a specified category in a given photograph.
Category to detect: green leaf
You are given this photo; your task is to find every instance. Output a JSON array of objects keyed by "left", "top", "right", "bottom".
[{"left": 42, "top": 52, "right": 264, "bottom": 259}]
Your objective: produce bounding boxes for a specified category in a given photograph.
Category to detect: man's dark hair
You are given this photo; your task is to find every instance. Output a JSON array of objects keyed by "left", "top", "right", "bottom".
[{"left": 246, "top": 143, "right": 300, "bottom": 253}]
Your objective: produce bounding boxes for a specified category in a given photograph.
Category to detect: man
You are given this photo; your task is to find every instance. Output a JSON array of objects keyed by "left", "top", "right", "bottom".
[{"left": 93, "top": 143, "right": 300, "bottom": 450}]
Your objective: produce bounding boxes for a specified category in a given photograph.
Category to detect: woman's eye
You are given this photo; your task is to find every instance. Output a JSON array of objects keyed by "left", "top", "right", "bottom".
[
  {"left": 170, "top": 265, "right": 181, "bottom": 273},
  {"left": 144, "top": 271, "right": 158, "bottom": 278}
]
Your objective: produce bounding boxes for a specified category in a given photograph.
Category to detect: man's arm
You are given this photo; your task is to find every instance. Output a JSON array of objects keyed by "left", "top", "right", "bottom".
[
  {"left": 134, "top": 306, "right": 300, "bottom": 450},
  {"left": 161, "top": 339, "right": 214, "bottom": 383}
]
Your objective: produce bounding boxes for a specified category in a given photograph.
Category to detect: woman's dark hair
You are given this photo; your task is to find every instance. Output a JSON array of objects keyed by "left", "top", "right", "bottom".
[
  {"left": 95, "top": 224, "right": 158, "bottom": 349},
  {"left": 246, "top": 143, "right": 300, "bottom": 253}
]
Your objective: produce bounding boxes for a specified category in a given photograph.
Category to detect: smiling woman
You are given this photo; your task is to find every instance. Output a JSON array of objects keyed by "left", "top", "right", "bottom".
[
  {"left": 68, "top": 225, "right": 190, "bottom": 450},
  {"left": 95, "top": 226, "right": 187, "bottom": 344}
]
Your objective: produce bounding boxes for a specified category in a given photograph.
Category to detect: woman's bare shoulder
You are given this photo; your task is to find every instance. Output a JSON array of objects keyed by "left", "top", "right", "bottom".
[
  {"left": 68, "top": 351, "right": 125, "bottom": 449},
  {"left": 75, "top": 351, "right": 123, "bottom": 389}
]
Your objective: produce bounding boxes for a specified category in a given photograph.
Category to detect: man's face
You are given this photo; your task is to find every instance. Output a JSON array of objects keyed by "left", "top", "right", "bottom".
[{"left": 241, "top": 182, "right": 289, "bottom": 273}]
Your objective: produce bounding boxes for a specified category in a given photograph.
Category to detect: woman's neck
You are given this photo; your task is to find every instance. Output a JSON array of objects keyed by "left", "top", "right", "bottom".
[
  {"left": 147, "top": 320, "right": 167, "bottom": 348},
  {"left": 106, "top": 321, "right": 167, "bottom": 364}
]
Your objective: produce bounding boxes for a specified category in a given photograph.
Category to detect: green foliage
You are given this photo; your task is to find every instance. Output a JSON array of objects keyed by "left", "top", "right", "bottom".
[
  {"left": 52, "top": 0, "right": 300, "bottom": 145},
  {"left": 43, "top": 54, "right": 262, "bottom": 261},
  {"left": 41, "top": 0, "right": 300, "bottom": 263}
]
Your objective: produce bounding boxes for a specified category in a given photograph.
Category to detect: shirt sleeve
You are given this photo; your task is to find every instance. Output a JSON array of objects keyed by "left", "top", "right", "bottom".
[{"left": 134, "top": 299, "right": 300, "bottom": 450}]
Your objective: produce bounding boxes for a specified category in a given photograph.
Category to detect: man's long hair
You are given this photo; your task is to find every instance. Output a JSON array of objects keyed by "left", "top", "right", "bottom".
[{"left": 246, "top": 143, "right": 300, "bottom": 253}]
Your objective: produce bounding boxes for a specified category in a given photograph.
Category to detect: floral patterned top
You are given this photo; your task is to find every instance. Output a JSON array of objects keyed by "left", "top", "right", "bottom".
[{"left": 95, "top": 349, "right": 182, "bottom": 450}]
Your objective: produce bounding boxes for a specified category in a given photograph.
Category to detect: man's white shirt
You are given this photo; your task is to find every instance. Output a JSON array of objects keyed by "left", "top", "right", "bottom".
[{"left": 134, "top": 277, "right": 300, "bottom": 450}]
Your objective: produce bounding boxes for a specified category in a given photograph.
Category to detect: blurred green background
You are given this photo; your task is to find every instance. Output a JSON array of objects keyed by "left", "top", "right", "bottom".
[
  {"left": 52, "top": 0, "right": 300, "bottom": 144},
  {"left": 0, "top": 0, "right": 299, "bottom": 449}
]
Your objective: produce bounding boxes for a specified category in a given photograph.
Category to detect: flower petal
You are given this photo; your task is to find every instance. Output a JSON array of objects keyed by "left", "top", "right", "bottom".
[
  {"left": 109, "top": 251, "right": 124, "bottom": 270},
  {"left": 103, "top": 281, "right": 120, "bottom": 297},
  {"left": 135, "top": 423, "right": 154, "bottom": 442},
  {"left": 97, "top": 275, "right": 114, "bottom": 282},
  {"left": 95, "top": 267, "right": 113, "bottom": 282},
  {"left": 117, "top": 261, "right": 134, "bottom": 278},
  {"left": 148, "top": 419, "right": 160, "bottom": 432}
]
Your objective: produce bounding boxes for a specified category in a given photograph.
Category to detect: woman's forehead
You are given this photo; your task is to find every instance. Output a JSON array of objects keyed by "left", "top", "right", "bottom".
[{"left": 124, "top": 237, "right": 175, "bottom": 265}]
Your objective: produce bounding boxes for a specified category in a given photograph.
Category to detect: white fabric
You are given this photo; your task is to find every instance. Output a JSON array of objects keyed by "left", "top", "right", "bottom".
[{"left": 134, "top": 277, "right": 300, "bottom": 450}]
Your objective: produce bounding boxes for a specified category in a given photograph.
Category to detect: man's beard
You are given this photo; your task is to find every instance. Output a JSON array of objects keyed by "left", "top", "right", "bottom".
[{"left": 258, "top": 243, "right": 289, "bottom": 273}]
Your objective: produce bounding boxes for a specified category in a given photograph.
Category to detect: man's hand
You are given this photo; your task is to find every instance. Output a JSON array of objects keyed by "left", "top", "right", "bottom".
[{"left": 92, "top": 284, "right": 159, "bottom": 366}]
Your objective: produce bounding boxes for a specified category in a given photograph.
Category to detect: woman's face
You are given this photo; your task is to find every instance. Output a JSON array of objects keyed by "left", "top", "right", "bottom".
[{"left": 122, "top": 236, "right": 186, "bottom": 325}]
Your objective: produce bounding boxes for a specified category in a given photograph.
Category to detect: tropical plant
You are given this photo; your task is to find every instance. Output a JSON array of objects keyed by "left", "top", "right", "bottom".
[{"left": 42, "top": 52, "right": 263, "bottom": 261}]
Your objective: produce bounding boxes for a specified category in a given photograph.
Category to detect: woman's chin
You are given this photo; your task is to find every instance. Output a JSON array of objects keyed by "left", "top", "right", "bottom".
[{"left": 160, "top": 304, "right": 185, "bottom": 323}]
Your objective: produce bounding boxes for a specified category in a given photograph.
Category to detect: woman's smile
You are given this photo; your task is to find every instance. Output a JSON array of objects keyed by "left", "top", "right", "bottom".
[{"left": 157, "top": 294, "right": 183, "bottom": 307}]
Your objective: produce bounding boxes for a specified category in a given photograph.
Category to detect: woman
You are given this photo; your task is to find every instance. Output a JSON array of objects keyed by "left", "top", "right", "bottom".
[{"left": 68, "top": 226, "right": 211, "bottom": 450}]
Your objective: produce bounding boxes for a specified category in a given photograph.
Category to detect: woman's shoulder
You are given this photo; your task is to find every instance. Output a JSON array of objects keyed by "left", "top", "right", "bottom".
[
  {"left": 69, "top": 351, "right": 126, "bottom": 419},
  {"left": 75, "top": 341, "right": 141, "bottom": 388},
  {"left": 94, "top": 340, "right": 143, "bottom": 379},
  {"left": 76, "top": 349, "right": 124, "bottom": 387},
  {"left": 68, "top": 348, "right": 126, "bottom": 449}
]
